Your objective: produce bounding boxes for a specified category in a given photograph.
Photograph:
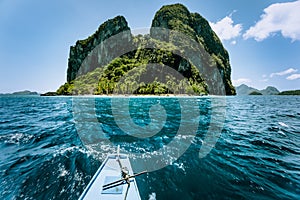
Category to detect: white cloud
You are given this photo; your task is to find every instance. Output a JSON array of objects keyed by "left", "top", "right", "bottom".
[
  {"left": 210, "top": 16, "right": 242, "bottom": 41},
  {"left": 231, "top": 40, "right": 237, "bottom": 45},
  {"left": 232, "top": 78, "right": 252, "bottom": 86},
  {"left": 243, "top": 0, "right": 300, "bottom": 41},
  {"left": 270, "top": 68, "right": 298, "bottom": 77},
  {"left": 287, "top": 74, "right": 300, "bottom": 80}
]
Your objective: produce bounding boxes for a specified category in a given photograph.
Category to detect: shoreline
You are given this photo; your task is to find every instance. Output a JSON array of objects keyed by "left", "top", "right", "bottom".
[{"left": 40, "top": 94, "right": 209, "bottom": 98}]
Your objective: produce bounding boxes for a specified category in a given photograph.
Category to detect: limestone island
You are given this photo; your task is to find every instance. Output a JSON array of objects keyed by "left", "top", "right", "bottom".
[{"left": 45, "top": 4, "right": 236, "bottom": 96}]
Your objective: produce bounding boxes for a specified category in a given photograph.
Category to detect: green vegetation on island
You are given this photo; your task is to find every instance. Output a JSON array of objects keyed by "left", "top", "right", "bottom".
[
  {"left": 40, "top": 92, "right": 58, "bottom": 96},
  {"left": 57, "top": 4, "right": 236, "bottom": 96},
  {"left": 278, "top": 90, "right": 300, "bottom": 95},
  {"left": 57, "top": 37, "right": 207, "bottom": 95},
  {"left": 249, "top": 91, "right": 262, "bottom": 95}
]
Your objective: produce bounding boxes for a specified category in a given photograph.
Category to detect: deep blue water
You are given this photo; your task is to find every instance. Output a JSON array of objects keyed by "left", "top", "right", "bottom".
[{"left": 0, "top": 96, "right": 299, "bottom": 200}]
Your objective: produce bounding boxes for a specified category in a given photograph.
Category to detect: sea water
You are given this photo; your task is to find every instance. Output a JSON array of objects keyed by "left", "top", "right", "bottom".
[{"left": 0, "top": 96, "right": 299, "bottom": 199}]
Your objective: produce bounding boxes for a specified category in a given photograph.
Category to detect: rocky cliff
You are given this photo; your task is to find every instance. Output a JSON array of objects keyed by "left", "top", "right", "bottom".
[
  {"left": 150, "top": 4, "right": 235, "bottom": 95},
  {"left": 61, "top": 4, "right": 236, "bottom": 95},
  {"left": 67, "top": 16, "right": 132, "bottom": 82}
]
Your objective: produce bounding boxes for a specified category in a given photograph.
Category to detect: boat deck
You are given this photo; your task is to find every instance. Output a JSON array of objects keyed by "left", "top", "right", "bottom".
[{"left": 79, "top": 154, "right": 141, "bottom": 200}]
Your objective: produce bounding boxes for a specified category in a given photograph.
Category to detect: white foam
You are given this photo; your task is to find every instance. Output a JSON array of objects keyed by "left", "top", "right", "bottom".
[
  {"left": 278, "top": 122, "right": 288, "bottom": 127},
  {"left": 0, "top": 133, "right": 34, "bottom": 145},
  {"left": 58, "top": 163, "right": 69, "bottom": 177},
  {"left": 148, "top": 192, "right": 156, "bottom": 200},
  {"left": 53, "top": 146, "right": 90, "bottom": 158},
  {"left": 278, "top": 130, "right": 286, "bottom": 136}
]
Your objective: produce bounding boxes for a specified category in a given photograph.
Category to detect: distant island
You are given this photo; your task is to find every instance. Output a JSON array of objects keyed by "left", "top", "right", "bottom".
[
  {"left": 0, "top": 90, "right": 39, "bottom": 96},
  {"left": 46, "top": 4, "right": 236, "bottom": 96},
  {"left": 235, "top": 84, "right": 300, "bottom": 95},
  {"left": 235, "top": 84, "right": 279, "bottom": 95}
]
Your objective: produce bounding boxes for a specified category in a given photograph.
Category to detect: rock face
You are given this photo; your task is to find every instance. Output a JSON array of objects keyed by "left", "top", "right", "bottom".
[
  {"left": 67, "top": 16, "right": 132, "bottom": 82},
  {"left": 63, "top": 3, "right": 236, "bottom": 95},
  {"left": 150, "top": 4, "right": 235, "bottom": 95}
]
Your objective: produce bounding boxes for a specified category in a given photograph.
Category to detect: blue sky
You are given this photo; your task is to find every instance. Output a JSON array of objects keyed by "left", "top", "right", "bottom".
[{"left": 0, "top": 0, "right": 299, "bottom": 93}]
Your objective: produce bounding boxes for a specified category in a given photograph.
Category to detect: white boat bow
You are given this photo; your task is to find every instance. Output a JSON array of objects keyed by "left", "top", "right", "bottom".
[{"left": 79, "top": 147, "right": 146, "bottom": 200}]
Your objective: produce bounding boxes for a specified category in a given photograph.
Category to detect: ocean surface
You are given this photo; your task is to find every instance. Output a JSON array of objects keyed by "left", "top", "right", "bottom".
[{"left": 0, "top": 96, "right": 299, "bottom": 200}]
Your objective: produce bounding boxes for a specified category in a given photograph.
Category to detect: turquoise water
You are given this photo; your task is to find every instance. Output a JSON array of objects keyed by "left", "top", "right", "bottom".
[{"left": 0, "top": 96, "right": 299, "bottom": 199}]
